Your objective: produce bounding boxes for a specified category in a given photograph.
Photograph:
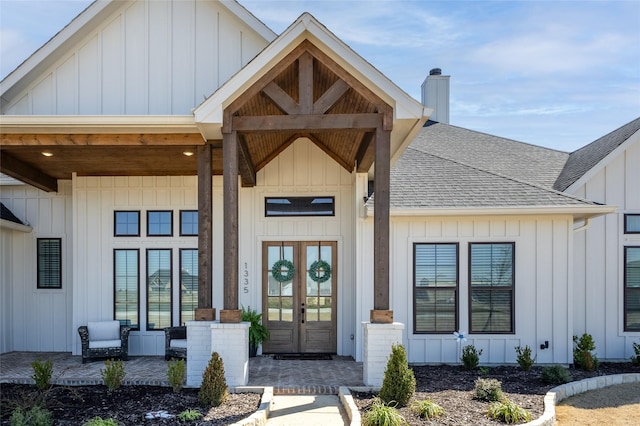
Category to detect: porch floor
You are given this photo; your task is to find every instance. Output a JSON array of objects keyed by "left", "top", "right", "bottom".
[{"left": 0, "top": 352, "right": 364, "bottom": 394}]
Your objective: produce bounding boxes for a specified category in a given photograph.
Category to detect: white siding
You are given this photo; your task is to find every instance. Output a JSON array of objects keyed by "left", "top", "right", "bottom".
[
  {"left": 1, "top": 0, "right": 269, "bottom": 116},
  {"left": 0, "top": 183, "right": 73, "bottom": 353},
  {"left": 356, "top": 213, "right": 575, "bottom": 364},
  {"left": 570, "top": 138, "right": 640, "bottom": 360}
]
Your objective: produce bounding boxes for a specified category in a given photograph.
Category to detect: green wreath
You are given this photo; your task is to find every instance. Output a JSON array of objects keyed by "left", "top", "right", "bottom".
[
  {"left": 308, "top": 259, "right": 332, "bottom": 283},
  {"left": 272, "top": 259, "right": 295, "bottom": 282}
]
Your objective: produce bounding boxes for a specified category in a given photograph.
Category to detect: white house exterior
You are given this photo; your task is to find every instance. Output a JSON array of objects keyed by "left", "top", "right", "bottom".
[{"left": 1, "top": 0, "right": 637, "bottom": 379}]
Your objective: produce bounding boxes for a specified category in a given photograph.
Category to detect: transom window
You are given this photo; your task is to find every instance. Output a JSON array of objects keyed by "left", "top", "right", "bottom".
[
  {"left": 625, "top": 214, "right": 640, "bottom": 234},
  {"left": 624, "top": 246, "right": 640, "bottom": 331},
  {"left": 469, "top": 243, "right": 514, "bottom": 334},
  {"left": 37, "top": 238, "right": 62, "bottom": 289},
  {"left": 414, "top": 243, "right": 458, "bottom": 333},
  {"left": 265, "top": 197, "right": 335, "bottom": 217},
  {"left": 114, "top": 211, "right": 140, "bottom": 236},
  {"left": 147, "top": 211, "right": 173, "bottom": 236},
  {"left": 114, "top": 249, "right": 139, "bottom": 330},
  {"left": 180, "top": 210, "right": 198, "bottom": 236}
]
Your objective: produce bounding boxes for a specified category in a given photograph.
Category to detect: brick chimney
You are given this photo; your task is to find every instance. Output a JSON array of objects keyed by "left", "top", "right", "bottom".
[{"left": 421, "top": 68, "right": 450, "bottom": 124}]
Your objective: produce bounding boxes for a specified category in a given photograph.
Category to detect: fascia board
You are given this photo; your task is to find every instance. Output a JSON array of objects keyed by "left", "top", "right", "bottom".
[
  {"left": 0, "top": 0, "right": 116, "bottom": 97},
  {"left": 0, "top": 115, "right": 200, "bottom": 134},
  {"left": 564, "top": 129, "right": 640, "bottom": 194},
  {"left": 366, "top": 205, "right": 618, "bottom": 219},
  {"left": 0, "top": 219, "right": 32, "bottom": 233},
  {"left": 219, "top": 0, "right": 277, "bottom": 42}
]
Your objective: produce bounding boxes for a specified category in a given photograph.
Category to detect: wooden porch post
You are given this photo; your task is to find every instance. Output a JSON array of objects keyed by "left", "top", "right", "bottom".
[
  {"left": 195, "top": 144, "right": 215, "bottom": 321},
  {"left": 221, "top": 130, "right": 241, "bottom": 323},
  {"left": 371, "top": 126, "right": 393, "bottom": 324}
]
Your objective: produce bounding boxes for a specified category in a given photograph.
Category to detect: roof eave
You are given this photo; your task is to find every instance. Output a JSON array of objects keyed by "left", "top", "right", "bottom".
[{"left": 0, "top": 218, "right": 32, "bottom": 233}]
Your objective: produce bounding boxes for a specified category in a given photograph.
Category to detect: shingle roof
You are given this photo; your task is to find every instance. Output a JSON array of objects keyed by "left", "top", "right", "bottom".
[
  {"left": 411, "top": 121, "right": 569, "bottom": 189},
  {"left": 0, "top": 203, "right": 24, "bottom": 225},
  {"left": 384, "top": 146, "right": 597, "bottom": 210},
  {"left": 553, "top": 117, "right": 640, "bottom": 191}
]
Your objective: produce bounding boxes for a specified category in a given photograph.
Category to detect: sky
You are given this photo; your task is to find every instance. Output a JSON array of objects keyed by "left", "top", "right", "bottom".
[{"left": 1, "top": 0, "right": 639, "bottom": 153}]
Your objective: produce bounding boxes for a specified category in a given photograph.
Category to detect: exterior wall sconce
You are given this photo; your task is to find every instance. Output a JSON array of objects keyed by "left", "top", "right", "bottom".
[{"left": 540, "top": 340, "right": 549, "bottom": 350}]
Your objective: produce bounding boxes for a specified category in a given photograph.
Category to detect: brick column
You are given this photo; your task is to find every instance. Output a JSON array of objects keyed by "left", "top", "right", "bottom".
[
  {"left": 362, "top": 322, "right": 404, "bottom": 387},
  {"left": 186, "top": 320, "right": 216, "bottom": 387},
  {"left": 210, "top": 322, "right": 249, "bottom": 386}
]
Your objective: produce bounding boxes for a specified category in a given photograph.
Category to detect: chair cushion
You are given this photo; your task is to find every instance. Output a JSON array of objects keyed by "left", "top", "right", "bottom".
[
  {"left": 170, "top": 339, "right": 187, "bottom": 349},
  {"left": 89, "top": 339, "right": 123, "bottom": 349},
  {"left": 88, "top": 321, "right": 121, "bottom": 341}
]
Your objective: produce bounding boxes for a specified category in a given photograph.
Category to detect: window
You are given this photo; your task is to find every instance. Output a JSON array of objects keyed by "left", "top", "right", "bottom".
[
  {"left": 625, "top": 247, "right": 640, "bottom": 331},
  {"left": 265, "top": 197, "right": 335, "bottom": 217},
  {"left": 180, "top": 210, "right": 198, "bottom": 236},
  {"left": 114, "top": 211, "right": 140, "bottom": 236},
  {"left": 625, "top": 214, "right": 640, "bottom": 234},
  {"left": 147, "top": 249, "right": 172, "bottom": 330},
  {"left": 180, "top": 249, "right": 198, "bottom": 324},
  {"left": 414, "top": 243, "right": 458, "bottom": 333},
  {"left": 469, "top": 243, "right": 514, "bottom": 333},
  {"left": 37, "top": 238, "right": 62, "bottom": 289},
  {"left": 147, "top": 211, "right": 172, "bottom": 236},
  {"left": 114, "top": 250, "right": 139, "bottom": 329}
]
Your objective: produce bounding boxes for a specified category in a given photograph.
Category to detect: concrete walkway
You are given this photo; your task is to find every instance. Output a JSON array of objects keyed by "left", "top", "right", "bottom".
[{"left": 266, "top": 394, "right": 347, "bottom": 426}]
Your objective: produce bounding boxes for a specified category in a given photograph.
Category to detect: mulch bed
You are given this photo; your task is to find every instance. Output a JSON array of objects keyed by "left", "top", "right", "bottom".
[{"left": 351, "top": 362, "right": 639, "bottom": 425}]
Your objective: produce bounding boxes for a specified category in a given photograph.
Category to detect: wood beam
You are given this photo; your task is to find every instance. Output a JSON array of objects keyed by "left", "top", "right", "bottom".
[
  {"left": 222, "top": 130, "right": 239, "bottom": 321},
  {"left": 197, "top": 145, "right": 213, "bottom": 314},
  {"left": 373, "top": 126, "right": 392, "bottom": 322},
  {"left": 298, "top": 52, "right": 313, "bottom": 115},
  {"left": 313, "top": 79, "right": 349, "bottom": 115},
  {"left": 262, "top": 82, "right": 299, "bottom": 115},
  {"left": 355, "top": 132, "right": 375, "bottom": 172},
  {"left": 0, "top": 151, "right": 58, "bottom": 192},
  {"left": 238, "top": 135, "right": 256, "bottom": 187},
  {"left": 232, "top": 113, "right": 382, "bottom": 133},
  {"left": 0, "top": 133, "right": 204, "bottom": 146}
]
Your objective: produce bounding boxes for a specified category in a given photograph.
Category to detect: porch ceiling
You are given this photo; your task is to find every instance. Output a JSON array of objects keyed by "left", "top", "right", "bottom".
[{"left": 0, "top": 41, "right": 392, "bottom": 192}]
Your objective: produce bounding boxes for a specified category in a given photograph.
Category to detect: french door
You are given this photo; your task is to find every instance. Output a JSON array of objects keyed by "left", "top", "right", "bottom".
[{"left": 261, "top": 241, "right": 337, "bottom": 354}]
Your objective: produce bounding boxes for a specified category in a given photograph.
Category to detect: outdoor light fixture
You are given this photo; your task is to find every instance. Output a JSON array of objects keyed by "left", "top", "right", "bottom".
[
  {"left": 182, "top": 151, "right": 194, "bottom": 156},
  {"left": 540, "top": 340, "right": 549, "bottom": 350},
  {"left": 41, "top": 152, "right": 53, "bottom": 157}
]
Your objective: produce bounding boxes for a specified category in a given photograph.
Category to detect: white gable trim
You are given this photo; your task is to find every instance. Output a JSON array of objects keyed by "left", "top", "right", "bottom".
[
  {"left": 0, "top": 219, "right": 32, "bottom": 233},
  {"left": 219, "top": 0, "right": 277, "bottom": 42},
  {"left": 564, "top": 128, "right": 640, "bottom": 194}
]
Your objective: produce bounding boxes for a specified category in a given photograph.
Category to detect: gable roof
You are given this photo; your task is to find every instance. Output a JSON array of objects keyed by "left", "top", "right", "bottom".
[
  {"left": 554, "top": 117, "right": 640, "bottom": 191},
  {"left": 0, "top": 202, "right": 32, "bottom": 232},
  {"left": 0, "top": 203, "right": 24, "bottom": 225}
]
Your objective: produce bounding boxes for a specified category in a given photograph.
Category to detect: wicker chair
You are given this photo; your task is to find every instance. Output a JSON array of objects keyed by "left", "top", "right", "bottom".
[
  {"left": 164, "top": 326, "right": 187, "bottom": 360},
  {"left": 78, "top": 321, "right": 131, "bottom": 364}
]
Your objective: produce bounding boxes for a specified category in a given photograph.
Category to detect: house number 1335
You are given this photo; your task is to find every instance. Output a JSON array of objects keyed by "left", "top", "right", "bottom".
[{"left": 243, "top": 263, "right": 249, "bottom": 293}]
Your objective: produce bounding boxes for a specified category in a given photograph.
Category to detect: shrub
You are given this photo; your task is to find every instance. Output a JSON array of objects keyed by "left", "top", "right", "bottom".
[
  {"left": 362, "top": 399, "right": 407, "bottom": 426},
  {"left": 573, "top": 334, "right": 599, "bottom": 371},
  {"left": 101, "top": 359, "right": 126, "bottom": 392},
  {"left": 177, "top": 409, "right": 203, "bottom": 421},
  {"left": 514, "top": 345, "right": 535, "bottom": 371},
  {"left": 631, "top": 342, "right": 640, "bottom": 366},
  {"left": 198, "top": 352, "right": 228, "bottom": 407},
  {"left": 31, "top": 358, "right": 53, "bottom": 391},
  {"left": 167, "top": 359, "right": 186, "bottom": 393},
  {"left": 474, "top": 378, "right": 504, "bottom": 402},
  {"left": 379, "top": 344, "right": 416, "bottom": 407},
  {"left": 541, "top": 365, "right": 573, "bottom": 385},
  {"left": 410, "top": 399, "right": 445, "bottom": 420},
  {"left": 487, "top": 399, "right": 531, "bottom": 424},
  {"left": 9, "top": 406, "right": 53, "bottom": 426},
  {"left": 461, "top": 344, "right": 483, "bottom": 370},
  {"left": 82, "top": 417, "right": 119, "bottom": 426}
]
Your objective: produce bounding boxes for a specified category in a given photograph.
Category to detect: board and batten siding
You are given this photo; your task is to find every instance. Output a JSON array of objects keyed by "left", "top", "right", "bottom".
[
  {"left": 1, "top": 0, "right": 268, "bottom": 115},
  {"left": 570, "top": 137, "right": 640, "bottom": 360},
  {"left": 0, "top": 182, "right": 73, "bottom": 353},
  {"left": 242, "top": 138, "right": 357, "bottom": 357},
  {"left": 356, "top": 213, "right": 575, "bottom": 364}
]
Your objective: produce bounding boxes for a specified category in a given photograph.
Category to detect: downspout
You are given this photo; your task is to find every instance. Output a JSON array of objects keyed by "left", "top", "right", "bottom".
[{"left": 573, "top": 218, "right": 591, "bottom": 233}]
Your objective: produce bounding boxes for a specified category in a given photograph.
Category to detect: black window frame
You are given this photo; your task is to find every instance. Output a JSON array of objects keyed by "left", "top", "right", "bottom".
[
  {"left": 114, "top": 211, "right": 140, "bottom": 237},
  {"left": 469, "top": 242, "right": 515, "bottom": 334},
  {"left": 147, "top": 210, "right": 173, "bottom": 237},
  {"left": 624, "top": 246, "right": 640, "bottom": 332},
  {"left": 179, "top": 210, "right": 198, "bottom": 236},
  {"left": 413, "top": 242, "right": 459, "bottom": 334},
  {"left": 37, "top": 238, "right": 62, "bottom": 289},
  {"left": 179, "top": 248, "right": 198, "bottom": 325},
  {"left": 265, "top": 196, "right": 335, "bottom": 217},
  {"left": 113, "top": 249, "right": 140, "bottom": 330},
  {"left": 624, "top": 214, "right": 640, "bottom": 234},
  {"left": 146, "top": 248, "right": 173, "bottom": 331}
]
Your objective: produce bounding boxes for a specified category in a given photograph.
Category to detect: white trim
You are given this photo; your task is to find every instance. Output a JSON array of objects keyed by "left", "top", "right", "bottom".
[
  {"left": 564, "top": 128, "right": 640, "bottom": 194},
  {"left": 366, "top": 205, "right": 617, "bottom": 219},
  {"left": 0, "top": 218, "right": 32, "bottom": 233},
  {"left": 219, "top": 0, "right": 277, "bottom": 42}
]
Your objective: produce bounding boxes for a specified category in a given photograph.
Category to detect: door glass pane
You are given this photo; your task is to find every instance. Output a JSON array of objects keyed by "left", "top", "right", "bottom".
[
  {"left": 307, "top": 280, "right": 318, "bottom": 296},
  {"left": 267, "top": 296, "right": 280, "bottom": 321},
  {"left": 320, "top": 281, "right": 331, "bottom": 296},
  {"left": 281, "top": 281, "right": 293, "bottom": 296},
  {"left": 281, "top": 297, "right": 293, "bottom": 322},
  {"left": 319, "top": 297, "right": 332, "bottom": 321},
  {"left": 306, "top": 296, "right": 318, "bottom": 321},
  {"left": 268, "top": 276, "right": 280, "bottom": 296}
]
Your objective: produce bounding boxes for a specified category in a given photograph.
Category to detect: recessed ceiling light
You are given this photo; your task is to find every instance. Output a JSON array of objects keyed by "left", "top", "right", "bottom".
[
  {"left": 182, "top": 151, "right": 194, "bottom": 156},
  {"left": 41, "top": 152, "right": 53, "bottom": 157}
]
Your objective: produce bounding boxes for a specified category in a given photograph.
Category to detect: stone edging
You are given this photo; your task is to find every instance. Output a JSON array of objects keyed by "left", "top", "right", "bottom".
[
  {"left": 524, "top": 373, "right": 640, "bottom": 426},
  {"left": 230, "top": 386, "right": 273, "bottom": 426}
]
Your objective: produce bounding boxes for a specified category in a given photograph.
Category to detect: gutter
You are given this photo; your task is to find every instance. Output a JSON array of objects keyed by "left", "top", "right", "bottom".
[
  {"left": 0, "top": 218, "right": 32, "bottom": 233},
  {"left": 572, "top": 218, "right": 591, "bottom": 233}
]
